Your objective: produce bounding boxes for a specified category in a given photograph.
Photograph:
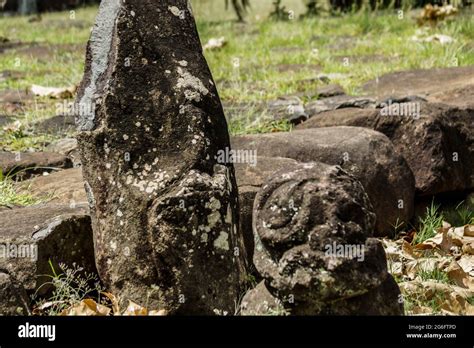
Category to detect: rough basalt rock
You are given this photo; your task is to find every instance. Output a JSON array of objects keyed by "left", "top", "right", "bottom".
[
  {"left": 17, "top": 168, "right": 87, "bottom": 205},
  {"left": 232, "top": 127, "right": 415, "bottom": 236},
  {"left": 297, "top": 103, "right": 474, "bottom": 196},
  {"left": 0, "top": 272, "right": 31, "bottom": 316},
  {"left": 0, "top": 151, "right": 72, "bottom": 179},
  {"left": 249, "top": 162, "right": 401, "bottom": 315},
  {"left": 241, "top": 276, "right": 404, "bottom": 316},
  {"left": 361, "top": 66, "right": 474, "bottom": 105},
  {"left": 240, "top": 281, "right": 286, "bottom": 316},
  {"left": 0, "top": 204, "right": 95, "bottom": 298},
  {"left": 75, "top": 0, "right": 248, "bottom": 314}
]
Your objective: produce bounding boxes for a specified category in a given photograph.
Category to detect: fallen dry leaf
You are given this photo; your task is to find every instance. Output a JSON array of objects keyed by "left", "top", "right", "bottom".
[
  {"left": 445, "top": 260, "right": 474, "bottom": 290},
  {"left": 122, "top": 300, "right": 148, "bottom": 316},
  {"left": 61, "top": 299, "right": 111, "bottom": 316},
  {"left": 101, "top": 292, "right": 121, "bottom": 316},
  {"left": 464, "top": 225, "right": 474, "bottom": 237}
]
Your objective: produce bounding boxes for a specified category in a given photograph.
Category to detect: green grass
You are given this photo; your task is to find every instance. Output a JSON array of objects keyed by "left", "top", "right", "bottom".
[
  {"left": 0, "top": 169, "right": 41, "bottom": 207},
  {"left": 0, "top": 2, "right": 473, "bottom": 146},
  {"left": 1, "top": 115, "right": 60, "bottom": 151},
  {"left": 403, "top": 289, "right": 447, "bottom": 314},
  {"left": 33, "top": 261, "right": 104, "bottom": 316},
  {"left": 414, "top": 201, "right": 444, "bottom": 245},
  {"left": 417, "top": 268, "right": 452, "bottom": 284},
  {"left": 443, "top": 200, "right": 474, "bottom": 227}
]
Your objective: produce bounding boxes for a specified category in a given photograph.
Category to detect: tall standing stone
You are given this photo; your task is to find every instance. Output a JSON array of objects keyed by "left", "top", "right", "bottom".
[{"left": 75, "top": 0, "right": 248, "bottom": 314}]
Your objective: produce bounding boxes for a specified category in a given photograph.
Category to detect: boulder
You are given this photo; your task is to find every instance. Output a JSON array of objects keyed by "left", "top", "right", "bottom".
[
  {"left": 428, "top": 84, "right": 474, "bottom": 109},
  {"left": 316, "top": 83, "right": 346, "bottom": 98},
  {"left": 305, "top": 95, "right": 376, "bottom": 117},
  {"left": 241, "top": 277, "right": 403, "bottom": 316},
  {"left": 232, "top": 127, "right": 416, "bottom": 236},
  {"left": 45, "top": 138, "right": 80, "bottom": 167},
  {"left": 74, "top": 0, "right": 248, "bottom": 314},
  {"left": 362, "top": 66, "right": 474, "bottom": 106},
  {"left": 267, "top": 96, "right": 308, "bottom": 125},
  {"left": 45, "top": 138, "right": 78, "bottom": 156},
  {"left": 0, "top": 151, "right": 72, "bottom": 179},
  {"left": 33, "top": 115, "right": 76, "bottom": 137},
  {"left": 0, "top": 204, "right": 95, "bottom": 298},
  {"left": 312, "top": 276, "right": 404, "bottom": 315},
  {"left": 251, "top": 162, "right": 401, "bottom": 314},
  {"left": 296, "top": 103, "right": 474, "bottom": 196},
  {"left": 16, "top": 168, "right": 86, "bottom": 204}
]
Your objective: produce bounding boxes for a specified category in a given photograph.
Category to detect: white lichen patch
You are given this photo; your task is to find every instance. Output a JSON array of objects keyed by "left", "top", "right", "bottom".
[
  {"left": 213, "top": 232, "right": 229, "bottom": 251},
  {"left": 168, "top": 6, "right": 182, "bottom": 17},
  {"left": 207, "top": 197, "right": 221, "bottom": 211},
  {"left": 175, "top": 67, "right": 209, "bottom": 102}
]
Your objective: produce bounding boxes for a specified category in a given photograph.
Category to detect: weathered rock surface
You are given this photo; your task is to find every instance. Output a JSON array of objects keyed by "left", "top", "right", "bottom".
[
  {"left": 305, "top": 95, "right": 376, "bottom": 117},
  {"left": 232, "top": 127, "right": 415, "bottom": 236},
  {"left": 362, "top": 66, "right": 474, "bottom": 107},
  {"left": 0, "top": 151, "right": 72, "bottom": 179},
  {"left": 316, "top": 83, "right": 346, "bottom": 98},
  {"left": 0, "top": 272, "right": 31, "bottom": 316},
  {"left": 33, "top": 115, "right": 76, "bottom": 137},
  {"left": 428, "top": 84, "right": 474, "bottom": 109},
  {"left": 0, "top": 204, "right": 95, "bottom": 298},
  {"left": 240, "top": 281, "right": 286, "bottom": 315},
  {"left": 267, "top": 96, "right": 308, "bottom": 125},
  {"left": 45, "top": 138, "right": 78, "bottom": 156},
  {"left": 46, "top": 138, "right": 80, "bottom": 167},
  {"left": 297, "top": 103, "right": 474, "bottom": 196},
  {"left": 250, "top": 162, "right": 402, "bottom": 315},
  {"left": 305, "top": 276, "right": 404, "bottom": 315},
  {"left": 17, "top": 168, "right": 86, "bottom": 204},
  {"left": 235, "top": 156, "right": 299, "bottom": 264},
  {"left": 241, "top": 276, "right": 403, "bottom": 316},
  {"left": 75, "top": 0, "right": 248, "bottom": 314}
]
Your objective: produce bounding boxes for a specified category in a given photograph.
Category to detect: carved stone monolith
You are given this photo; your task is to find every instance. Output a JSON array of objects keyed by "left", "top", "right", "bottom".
[{"left": 75, "top": 0, "right": 248, "bottom": 314}]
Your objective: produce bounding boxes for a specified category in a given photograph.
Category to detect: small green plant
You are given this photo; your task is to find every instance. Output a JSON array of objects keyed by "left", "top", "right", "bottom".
[
  {"left": 443, "top": 200, "right": 474, "bottom": 227},
  {"left": 33, "top": 261, "right": 104, "bottom": 316},
  {"left": 0, "top": 169, "right": 42, "bottom": 208},
  {"left": 413, "top": 201, "right": 444, "bottom": 245},
  {"left": 417, "top": 268, "right": 452, "bottom": 284},
  {"left": 403, "top": 288, "right": 447, "bottom": 314},
  {"left": 391, "top": 218, "right": 405, "bottom": 237},
  {"left": 467, "top": 296, "right": 474, "bottom": 306}
]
